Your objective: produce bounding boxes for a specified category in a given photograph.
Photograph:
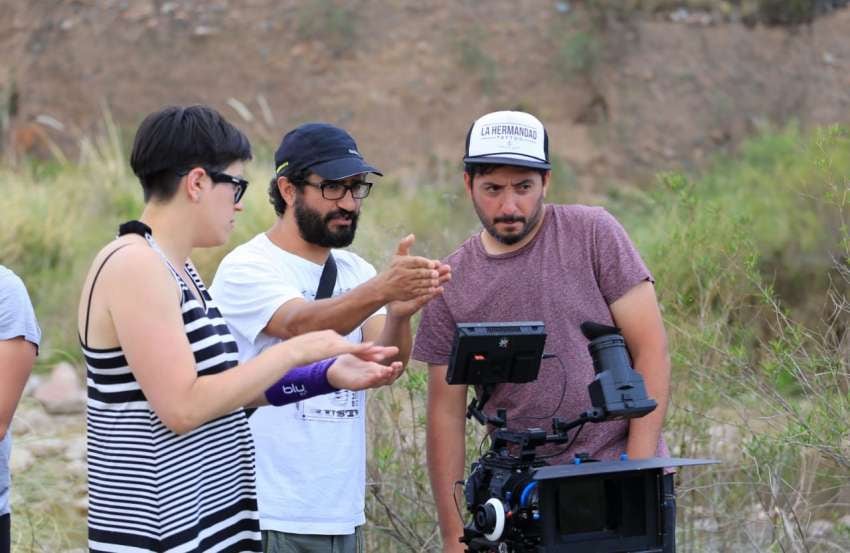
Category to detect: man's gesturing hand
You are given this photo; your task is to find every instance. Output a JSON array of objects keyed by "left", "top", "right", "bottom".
[{"left": 378, "top": 234, "right": 450, "bottom": 303}]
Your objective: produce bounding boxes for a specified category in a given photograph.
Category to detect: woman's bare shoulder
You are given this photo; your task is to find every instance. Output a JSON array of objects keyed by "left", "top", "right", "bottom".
[
  {"left": 81, "top": 235, "right": 177, "bottom": 301},
  {"left": 88, "top": 235, "right": 164, "bottom": 274}
]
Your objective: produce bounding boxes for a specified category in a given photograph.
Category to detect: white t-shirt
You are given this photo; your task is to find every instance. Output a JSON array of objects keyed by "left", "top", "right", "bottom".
[{"left": 210, "top": 233, "right": 385, "bottom": 535}]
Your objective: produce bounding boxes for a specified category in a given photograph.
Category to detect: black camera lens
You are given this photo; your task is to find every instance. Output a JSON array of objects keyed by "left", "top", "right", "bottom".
[{"left": 587, "top": 333, "right": 633, "bottom": 379}]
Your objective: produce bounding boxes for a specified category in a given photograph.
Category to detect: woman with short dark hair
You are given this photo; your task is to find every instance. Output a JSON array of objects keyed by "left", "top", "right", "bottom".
[{"left": 77, "top": 105, "right": 402, "bottom": 552}]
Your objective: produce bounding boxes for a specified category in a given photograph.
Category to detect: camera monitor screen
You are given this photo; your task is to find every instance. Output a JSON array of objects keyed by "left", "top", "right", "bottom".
[{"left": 445, "top": 322, "right": 546, "bottom": 385}]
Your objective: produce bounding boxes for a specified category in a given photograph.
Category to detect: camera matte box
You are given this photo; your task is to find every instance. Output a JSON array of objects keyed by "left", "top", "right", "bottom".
[
  {"left": 446, "top": 322, "right": 547, "bottom": 385},
  {"left": 533, "top": 457, "right": 718, "bottom": 553}
]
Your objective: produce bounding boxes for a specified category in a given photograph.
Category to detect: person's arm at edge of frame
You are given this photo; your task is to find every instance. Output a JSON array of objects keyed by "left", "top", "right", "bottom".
[
  {"left": 0, "top": 338, "right": 37, "bottom": 440},
  {"left": 610, "top": 280, "right": 671, "bottom": 459},
  {"left": 427, "top": 363, "right": 470, "bottom": 553},
  {"left": 101, "top": 245, "right": 398, "bottom": 435}
]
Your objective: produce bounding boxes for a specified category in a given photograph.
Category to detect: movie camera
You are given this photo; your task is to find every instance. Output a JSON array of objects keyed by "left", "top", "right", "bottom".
[{"left": 446, "top": 321, "right": 714, "bottom": 553}]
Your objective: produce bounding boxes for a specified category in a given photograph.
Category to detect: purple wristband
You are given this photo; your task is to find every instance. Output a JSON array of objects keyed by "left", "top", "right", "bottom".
[{"left": 264, "top": 357, "right": 338, "bottom": 406}]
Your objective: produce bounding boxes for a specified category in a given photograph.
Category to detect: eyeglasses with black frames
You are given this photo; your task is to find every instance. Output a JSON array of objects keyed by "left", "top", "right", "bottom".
[
  {"left": 176, "top": 167, "right": 250, "bottom": 204},
  {"left": 304, "top": 180, "right": 373, "bottom": 200},
  {"left": 207, "top": 170, "right": 249, "bottom": 203}
]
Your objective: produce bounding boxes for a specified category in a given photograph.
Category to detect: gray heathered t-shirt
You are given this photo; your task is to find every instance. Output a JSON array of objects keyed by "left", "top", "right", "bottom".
[
  {"left": 413, "top": 204, "right": 669, "bottom": 463},
  {"left": 0, "top": 265, "right": 42, "bottom": 516}
]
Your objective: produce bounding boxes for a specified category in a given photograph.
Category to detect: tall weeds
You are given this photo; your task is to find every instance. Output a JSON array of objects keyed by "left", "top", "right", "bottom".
[{"left": 612, "top": 125, "right": 850, "bottom": 551}]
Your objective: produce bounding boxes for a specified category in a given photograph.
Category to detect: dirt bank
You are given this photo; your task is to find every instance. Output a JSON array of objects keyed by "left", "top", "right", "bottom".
[{"left": 2, "top": 1, "right": 849, "bottom": 188}]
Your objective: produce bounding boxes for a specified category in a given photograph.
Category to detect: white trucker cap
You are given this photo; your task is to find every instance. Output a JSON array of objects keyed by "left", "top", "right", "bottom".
[{"left": 463, "top": 110, "right": 551, "bottom": 170}]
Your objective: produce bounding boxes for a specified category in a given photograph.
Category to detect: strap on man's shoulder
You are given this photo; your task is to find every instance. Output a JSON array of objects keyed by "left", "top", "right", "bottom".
[{"left": 315, "top": 253, "right": 337, "bottom": 300}]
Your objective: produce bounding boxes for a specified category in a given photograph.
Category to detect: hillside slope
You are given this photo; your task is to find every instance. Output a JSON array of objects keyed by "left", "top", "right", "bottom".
[{"left": 1, "top": 1, "right": 849, "bottom": 188}]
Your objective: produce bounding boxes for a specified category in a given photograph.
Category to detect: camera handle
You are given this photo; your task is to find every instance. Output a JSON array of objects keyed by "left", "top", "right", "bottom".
[
  {"left": 466, "top": 384, "right": 508, "bottom": 428},
  {"left": 467, "top": 392, "right": 608, "bottom": 447},
  {"left": 551, "top": 407, "right": 606, "bottom": 436}
]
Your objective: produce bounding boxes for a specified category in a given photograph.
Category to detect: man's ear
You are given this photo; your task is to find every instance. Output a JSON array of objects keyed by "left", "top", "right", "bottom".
[
  {"left": 463, "top": 172, "right": 473, "bottom": 199},
  {"left": 278, "top": 176, "right": 297, "bottom": 207},
  {"left": 542, "top": 170, "right": 551, "bottom": 198},
  {"left": 184, "top": 167, "right": 207, "bottom": 203}
]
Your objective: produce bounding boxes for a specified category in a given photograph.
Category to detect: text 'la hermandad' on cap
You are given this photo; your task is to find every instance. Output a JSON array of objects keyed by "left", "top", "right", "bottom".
[{"left": 464, "top": 110, "right": 551, "bottom": 170}]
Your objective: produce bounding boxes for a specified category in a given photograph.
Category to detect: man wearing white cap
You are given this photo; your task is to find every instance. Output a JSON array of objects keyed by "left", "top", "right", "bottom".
[{"left": 413, "top": 111, "right": 671, "bottom": 552}]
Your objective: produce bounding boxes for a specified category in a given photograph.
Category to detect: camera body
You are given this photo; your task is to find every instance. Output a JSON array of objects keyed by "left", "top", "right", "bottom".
[
  {"left": 446, "top": 321, "right": 714, "bottom": 553},
  {"left": 463, "top": 432, "right": 546, "bottom": 550}
]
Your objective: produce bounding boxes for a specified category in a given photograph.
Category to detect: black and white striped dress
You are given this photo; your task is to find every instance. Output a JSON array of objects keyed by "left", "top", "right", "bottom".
[{"left": 82, "top": 231, "right": 261, "bottom": 552}]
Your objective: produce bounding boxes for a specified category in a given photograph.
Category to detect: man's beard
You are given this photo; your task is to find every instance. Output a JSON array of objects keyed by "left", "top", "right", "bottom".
[
  {"left": 294, "top": 195, "right": 359, "bottom": 248},
  {"left": 475, "top": 197, "right": 544, "bottom": 245}
]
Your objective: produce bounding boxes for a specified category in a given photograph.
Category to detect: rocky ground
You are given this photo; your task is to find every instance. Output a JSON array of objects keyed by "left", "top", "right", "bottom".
[{"left": 9, "top": 363, "right": 87, "bottom": 552}]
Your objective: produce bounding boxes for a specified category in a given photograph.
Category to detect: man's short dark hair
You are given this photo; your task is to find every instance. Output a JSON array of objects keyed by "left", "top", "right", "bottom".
[
  {"left": 130, "top": 105, "right": 252, "bottom": 202},
  {"left": 464, "top": 162, "right": 549, "bottom": 182},
  {"left": 267, "top": 167, "right": 311, "bottom": 217}
]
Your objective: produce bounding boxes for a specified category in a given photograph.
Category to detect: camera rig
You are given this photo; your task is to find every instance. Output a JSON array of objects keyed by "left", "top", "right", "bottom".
[{"left": 445, "top": 321, "right": 715, "bottom": 553}]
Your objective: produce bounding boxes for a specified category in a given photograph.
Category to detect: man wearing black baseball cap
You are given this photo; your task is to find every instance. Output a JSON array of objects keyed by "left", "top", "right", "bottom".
[
  {"left": 412, "top": 110, "right": 671, "bottom": 552},
  {"left": 211, "top": 122, "right": 450, "bottom": 553}
]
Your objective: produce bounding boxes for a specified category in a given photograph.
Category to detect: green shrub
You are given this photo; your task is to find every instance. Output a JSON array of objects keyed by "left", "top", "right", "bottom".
[
  {"left": 609, "top": 125, "right": 850, "bottom": 550},
  {"left": 456, "top": 31, "right": 499, "bottom": 96},
  {"left": 552, "top": 31, "right": 599, "bottom": 81},
  {"left": 748, "top": 0, "right": 817, "bottom": 25},
  {"left": 294, "top": 0, "right": 359, "bottom": 57}
]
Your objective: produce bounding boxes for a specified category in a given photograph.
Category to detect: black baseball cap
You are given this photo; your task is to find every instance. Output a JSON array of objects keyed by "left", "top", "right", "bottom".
[{"left": 274, "top": 123, "right": 382, "bottom": 180}]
